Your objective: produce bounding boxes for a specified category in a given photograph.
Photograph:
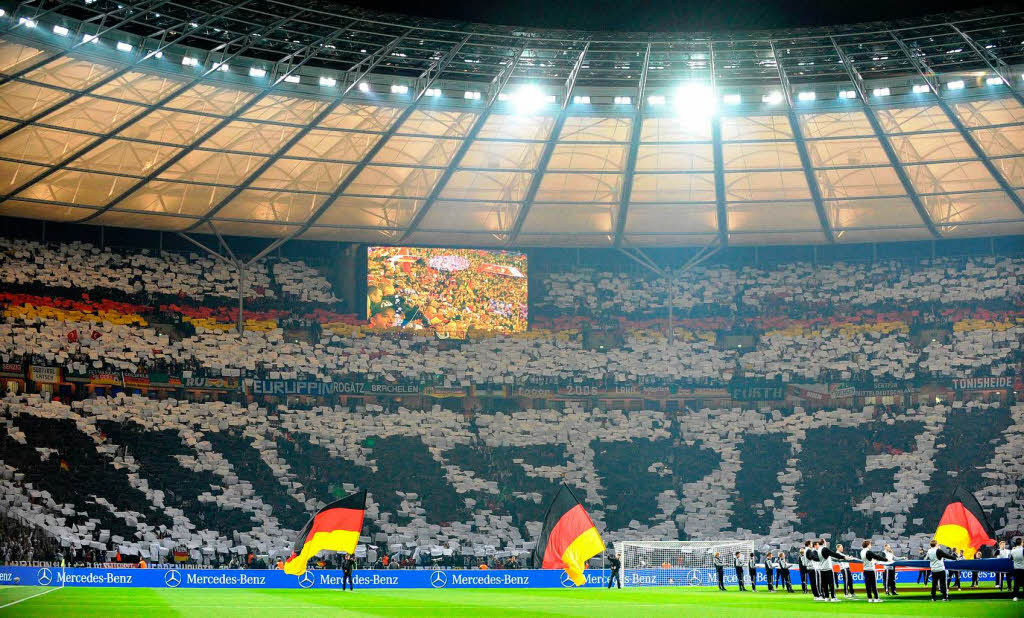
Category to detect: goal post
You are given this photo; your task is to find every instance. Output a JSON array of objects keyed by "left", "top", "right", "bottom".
[{"left": 614, "top": 540, "right": 757, "bottom": 587}]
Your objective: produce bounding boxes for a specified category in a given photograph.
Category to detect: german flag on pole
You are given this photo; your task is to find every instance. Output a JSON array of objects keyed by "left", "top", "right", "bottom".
[
  {"left": 283, "top": 490, "right": 366, "bottom": 576},
  {"left": 531, "top": 484, "right": 605, "bottom": 586},
  {"left": 933, "top": 486, "right": 996, "bottom": 557}
]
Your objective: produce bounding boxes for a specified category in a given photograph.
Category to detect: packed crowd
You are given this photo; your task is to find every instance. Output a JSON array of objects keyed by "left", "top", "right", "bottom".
[
  {"left": 536, "top": 256, "right": 1024, "bottom": 322},
  {"left": 1, "top": 393, "right": 1021, "bottom": 568}
]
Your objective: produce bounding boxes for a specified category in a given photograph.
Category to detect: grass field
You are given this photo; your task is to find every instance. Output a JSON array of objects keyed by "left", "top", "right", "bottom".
[{"left": 2, "top": 585, "right": 1022, "bottom": 616}]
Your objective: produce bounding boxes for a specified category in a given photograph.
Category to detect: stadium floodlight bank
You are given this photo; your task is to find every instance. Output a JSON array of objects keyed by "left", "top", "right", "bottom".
[{"left": 614, "top": 540, "right": 757, "bottom": 587}]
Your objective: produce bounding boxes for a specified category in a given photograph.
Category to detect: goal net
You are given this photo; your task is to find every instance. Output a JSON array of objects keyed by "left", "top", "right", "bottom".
[{"left": 614, "top": 540, "right": 757, "bottom": 587}]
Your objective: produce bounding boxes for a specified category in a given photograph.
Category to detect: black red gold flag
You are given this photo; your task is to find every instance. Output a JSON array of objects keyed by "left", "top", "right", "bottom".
[
  {"left": 531, "top": 484, "right": 605, "bottom": 586},
  {"left": 284, "top": 490, "right": 366, "bottom": 576},
  {"left": 933, "top": 486, "right": 995, "bottom": 557}
]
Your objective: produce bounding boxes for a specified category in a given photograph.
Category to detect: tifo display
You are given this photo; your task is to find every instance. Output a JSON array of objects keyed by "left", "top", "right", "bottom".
[{"left": 366, "top": 247, "right": 528, "bottom": 338}]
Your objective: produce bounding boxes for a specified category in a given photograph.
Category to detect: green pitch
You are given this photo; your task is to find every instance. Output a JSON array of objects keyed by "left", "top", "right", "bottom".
[{"left": 1, "top": 585, "right": 1021, "bottom": 616}]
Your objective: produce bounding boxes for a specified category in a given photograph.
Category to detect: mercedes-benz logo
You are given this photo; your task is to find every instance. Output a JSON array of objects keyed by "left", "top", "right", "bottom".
[
  {"left": 164, "top": 570, "right": 181, "bottom": 588},
  {"left": 688, "top": 569, "right": 702, "bottom": 586},
  {"left": 429, "top": 570, "right": 447, "bottom": 588},
  {"left": 36, "top": 568, "right": 52, "bottom": 586},
  {"left": 297, "top": 572, "right": 315, "bottom": 589},
  {"left": 559, "top": 571, "right": 574, "bottom": 588}
]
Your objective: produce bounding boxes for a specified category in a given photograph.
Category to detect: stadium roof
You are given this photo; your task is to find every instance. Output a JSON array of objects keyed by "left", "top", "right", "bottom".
[{"left": 0, "top": 1, "right": 1023, "bottom": 247}]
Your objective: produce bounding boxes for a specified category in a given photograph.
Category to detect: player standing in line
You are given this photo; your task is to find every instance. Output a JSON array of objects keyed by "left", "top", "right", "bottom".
[
  {"left": 1010, "top": 537, "right": 1024, "bottom": 601},
  {"left": 777, "top": 550, "right": 794, "bottom": 592},
  {"left": 926, "top": 539, "right": 955, "bottom": 601},
  {"left": 734, "top": 552, "right": 746, "bottom": 591},
  {"left": 817, "top": 539, "right": 849, "bottom": 603},
  {"left": 747, "top": 552, "right": 758, "bottom": 591},
  {"left": 883, "top": 543, "right": 899, "bottom": 596},
  {"left": 798, "top": 545, "right": 809, "bottom": 593},
  {"left": 997, "top": 540, "right": 1014, "bottom": 591},
  {"left": 860, "top": 540, "right": 887, "bottom": 603},
  {"left": 764, "top": 552, "right": 775, "bottom": 592},
  {"left": 806, "top": 541, "right": 820, "bottom": 600},
  {"left": 836, "top": 544, "right": 855, "bottom": 599},
  {"left": 713, "top": 552, "right": 726, "bottom": 591}
]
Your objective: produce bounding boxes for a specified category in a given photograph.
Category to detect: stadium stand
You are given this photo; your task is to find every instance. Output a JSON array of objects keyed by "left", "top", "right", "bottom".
[{"left": 0, "top": 237, "right": 1022, "bottom": 568}]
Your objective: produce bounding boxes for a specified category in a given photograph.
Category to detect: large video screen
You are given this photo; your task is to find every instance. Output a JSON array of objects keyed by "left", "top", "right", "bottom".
[{"left": 367, "top": 247, "right": 528, "bottom": 338}]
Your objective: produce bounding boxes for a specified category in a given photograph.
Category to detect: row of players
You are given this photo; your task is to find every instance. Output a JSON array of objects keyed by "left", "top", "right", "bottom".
[{"left": 697, "top": 538, "right": 1024, "bottom": 602}]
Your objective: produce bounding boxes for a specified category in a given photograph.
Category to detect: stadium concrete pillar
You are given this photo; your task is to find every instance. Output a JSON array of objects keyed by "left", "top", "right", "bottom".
[{"left": 237, "top": 262, "right": 245, "bottom": 335}]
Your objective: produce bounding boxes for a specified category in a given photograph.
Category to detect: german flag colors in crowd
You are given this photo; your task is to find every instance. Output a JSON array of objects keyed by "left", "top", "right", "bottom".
[
  {"left": 933, "top": 487, "right": 997, "bottom": 558},
  {"left": 283, "top": 491, "right": 366, "bottom": 576},
  {"left": 531, "top": 484, "right": 605, "bottom": 586}
]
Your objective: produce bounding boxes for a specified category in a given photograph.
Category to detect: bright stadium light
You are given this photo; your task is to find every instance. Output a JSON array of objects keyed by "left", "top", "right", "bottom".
[
  {"left": 722, "top": 94, "right": 742, "bottom": 105},
  {"left": 0, "top": 9, "right": 6, "bottom": 17},
  {"left": 946, "top": 80, "right": 965, "bottom": 90},
  {"left": 872, "top": 87, "right": 891, "bottom": 97},
  {"left": 249, "top": 67, "right": 267, "bottom": 78},
  {"left": 464, "top": 90, "right": 481, "bottom": 100},
  {"left": 424, "top": 88, "right": 441, "bottom": 97},
  {"left": 182, "top": 56, "right": 198, "bottom": 67},
  {"left": 613, "top": 96, "right": 632, "bottom": 105},
  {"left": 838, "top": 90, "right": 857, "bottom": 99},
  {"left": 573, "top": 95, "right": 591, "bottom": 104},
  {"left": 151, "top": 50, "right": 163, "bottom": 59},
  {"left": 797, "top": 91, "right": 816, "bottom": 101},
  {"left": 509, "top": 85, "right": 549, "bottom": 113},
  {"left": 319, "top": 76, "right": 337, "bottom": 87},
  {"left": 985, "top": 76, "right": 1004, "bottom": 86},
  {"left": 390, "top": 84, "right": 409, "bottom": 94},
  {"left": 19, "top": 17, "right": 36, "bottom": 28},
  {"left": 762, "top": 91, "right": 784, "bottom": 104},
  {"left": 647, "top": 94, "right": 666, "bottom": 106},
  {"left": 214, "top": 62, "right": 229, "bottom": 72},
  {"left": 116, "top": 41, "right": 133, "bottom": 52},
  {"left": 358, "top": 81, "right": 370, "bottom": 93},
  {"left": 283, "top": 74, "right": 300, "bottom": 84},
  {"left": 52, "top": 25, "right": 69, "bottom": 36},
  {"left": 673, "top": 83, "right": 715, "bottom": 120},
  {"left": 912, "top": 84, "right": 931, "bottom": 94}
]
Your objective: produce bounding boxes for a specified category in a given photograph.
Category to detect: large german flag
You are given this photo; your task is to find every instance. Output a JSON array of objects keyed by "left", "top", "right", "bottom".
[
  {"left": 283, "top": 490, "right": 366, "bottom": 576},
  {"left": 531, "top": 484, "right": 605, "bottom": 586},
  {"left": 933, "top": 486, "right": 995, "bottom": 557}
]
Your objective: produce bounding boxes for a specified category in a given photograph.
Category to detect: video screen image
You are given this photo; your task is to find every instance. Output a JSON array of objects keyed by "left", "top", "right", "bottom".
[{"left": 367, "top": 247, "right": 528, "bottom": 338}]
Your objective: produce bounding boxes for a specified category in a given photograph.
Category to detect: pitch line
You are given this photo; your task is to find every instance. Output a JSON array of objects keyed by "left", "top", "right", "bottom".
[{"left": 0, "top": 586, "right": 61, "bottom": 610}]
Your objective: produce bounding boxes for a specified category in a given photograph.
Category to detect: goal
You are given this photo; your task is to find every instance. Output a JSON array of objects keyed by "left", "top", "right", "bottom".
[{"left": 614, "top": 540, "right": 757, "bottom": 587}]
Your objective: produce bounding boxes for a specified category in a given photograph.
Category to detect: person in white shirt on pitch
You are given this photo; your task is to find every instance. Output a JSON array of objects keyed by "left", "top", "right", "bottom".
[
  {"left": 1010, "top": 537, "right": 1024, "bottom": 601},
  {"left": 926, "top": 539, "right": 956, "bottom": 602},
  {"left": 836, "top": 544, "right": 855, "bottom": 598}
]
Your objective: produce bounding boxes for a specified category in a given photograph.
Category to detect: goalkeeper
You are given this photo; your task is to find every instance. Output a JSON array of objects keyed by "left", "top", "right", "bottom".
[{"left": 606, "top": 552, "right": 622, "bottom": 589}]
